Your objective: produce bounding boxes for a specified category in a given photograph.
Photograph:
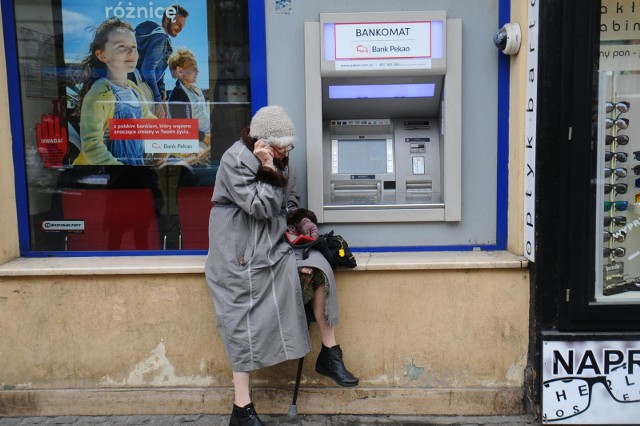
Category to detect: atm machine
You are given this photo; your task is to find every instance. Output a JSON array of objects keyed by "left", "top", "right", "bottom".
[{"left": 304, "top": 10, "right": 461, "bottom": 223}]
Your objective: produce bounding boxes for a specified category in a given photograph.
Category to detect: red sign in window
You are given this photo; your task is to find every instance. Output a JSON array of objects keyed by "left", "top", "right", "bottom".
[{"left": 36, "top": 113, "right": 68, "bottom": 168}]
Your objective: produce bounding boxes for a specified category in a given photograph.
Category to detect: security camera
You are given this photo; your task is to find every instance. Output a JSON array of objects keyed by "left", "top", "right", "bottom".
[{"left": 494, "top": 23, "right": 521, "bottom": 55}]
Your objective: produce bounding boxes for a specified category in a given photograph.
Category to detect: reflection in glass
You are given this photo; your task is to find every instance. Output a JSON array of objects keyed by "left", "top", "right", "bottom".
[{"left": 12, "top": 0, "right": 252, "bottom": 252}]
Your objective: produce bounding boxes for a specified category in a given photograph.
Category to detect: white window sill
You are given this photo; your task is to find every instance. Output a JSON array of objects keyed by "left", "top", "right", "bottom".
[{"left": 0, "top": 251, "right": 528, "bottom": 277}]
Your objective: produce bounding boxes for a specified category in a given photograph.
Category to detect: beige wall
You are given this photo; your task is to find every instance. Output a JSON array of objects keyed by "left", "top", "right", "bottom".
[
  {"left": 0, "top": 0, "right": 532, "bottom": 417},
  {"left": 507, "top": 0, "right": 528, "bottom": 255},
  {"left": 0, "top": 267, "right": 529, "bottom": 416},
  {"left": 0, "top": 4, "right": 20, "bottom": 263}
]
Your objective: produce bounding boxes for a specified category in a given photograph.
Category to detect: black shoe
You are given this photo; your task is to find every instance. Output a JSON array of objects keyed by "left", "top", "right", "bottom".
[
  {"left": 229, "top": 402, "right": 265, "bottom": 426},
  {"left": 315, "top": 344, "right": 359, "bottom": 387}
]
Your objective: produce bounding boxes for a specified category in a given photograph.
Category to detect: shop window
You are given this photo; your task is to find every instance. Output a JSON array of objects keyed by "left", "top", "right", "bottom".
[
  {"left": 595, "top": 3, "right": 640, "bottom": 302},
  {"left": 6, "top": 0, "right": 261, "bottom": 254},
  {"left": 534, "top": 0, "right": 640, "bottom": 330}
]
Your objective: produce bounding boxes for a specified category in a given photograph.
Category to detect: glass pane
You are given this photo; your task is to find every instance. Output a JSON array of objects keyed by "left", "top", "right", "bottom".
[
  {"left": 13, "top": 0, "right": 251, "bottom": 252},
  {"left": 596, "top": 1, "right": 640, "bottom": 300}
]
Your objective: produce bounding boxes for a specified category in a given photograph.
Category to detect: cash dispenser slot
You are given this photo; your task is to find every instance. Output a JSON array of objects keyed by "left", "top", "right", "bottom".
[{"left": 406, "top": 181, "right": 432, "bottom": 192}]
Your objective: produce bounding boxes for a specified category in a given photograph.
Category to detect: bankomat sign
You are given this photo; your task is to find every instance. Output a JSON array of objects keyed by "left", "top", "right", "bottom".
[
  {"left": 334, "top": 21, "right": 432, "bottom": 60},
  {"left": 542, "top": 339, "right": 640, "bottom": 424}
]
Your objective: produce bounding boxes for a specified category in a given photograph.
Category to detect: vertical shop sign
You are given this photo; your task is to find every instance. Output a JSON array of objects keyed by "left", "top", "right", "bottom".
[
  {"left": 542, "top": 338, "right": 640, "bottom": 424},
  {"left": 524, "top": 0, "right": 539, "bottom": 262}
]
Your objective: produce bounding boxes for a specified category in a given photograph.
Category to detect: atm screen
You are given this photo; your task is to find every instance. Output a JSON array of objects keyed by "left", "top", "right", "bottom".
[{"left": 337, "top": 139, "right": 388, "bottom": 174}]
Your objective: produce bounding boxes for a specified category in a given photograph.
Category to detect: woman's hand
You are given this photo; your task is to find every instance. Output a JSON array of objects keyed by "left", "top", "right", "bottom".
[{"left": 254, "top": 140, "right": 275, "bottom": 169}]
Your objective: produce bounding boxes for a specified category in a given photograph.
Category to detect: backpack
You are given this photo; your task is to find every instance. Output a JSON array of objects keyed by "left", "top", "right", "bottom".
[{"left": 285, "top": 230, "right": 357, "bottom": 270}]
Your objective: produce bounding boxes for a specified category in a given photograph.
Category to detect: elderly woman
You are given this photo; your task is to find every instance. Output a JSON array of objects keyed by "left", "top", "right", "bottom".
[{"left": 205, "top": 106, "right": 358, "bottom": 425}]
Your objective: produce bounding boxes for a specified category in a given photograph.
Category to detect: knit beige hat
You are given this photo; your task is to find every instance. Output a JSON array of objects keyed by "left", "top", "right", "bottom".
[{"left": 249, "top": 105, "right": 295, "bottom": 148}]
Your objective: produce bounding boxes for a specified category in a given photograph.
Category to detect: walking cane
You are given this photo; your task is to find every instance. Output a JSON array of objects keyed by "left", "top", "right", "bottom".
[
  {"left": 288, "top": 357, "right": 305, "bottom": 416},
  {"left": 288, "top": 302, "right": 314, "bottom": 416}
]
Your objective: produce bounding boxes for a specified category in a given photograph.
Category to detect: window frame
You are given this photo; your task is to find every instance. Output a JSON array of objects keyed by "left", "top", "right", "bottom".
[
  {"left": 536, "top": 0, "right": 640, "bottom": 331},
  {"left": 1, "top": 0, "right": 267, "bottom": 257},
  {"left": 2, "top": 0, "right": 513, "bottom": 256}
]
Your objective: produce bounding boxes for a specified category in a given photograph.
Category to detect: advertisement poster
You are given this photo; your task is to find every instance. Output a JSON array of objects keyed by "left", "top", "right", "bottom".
[
  {"left": 542, "top": 338, "right": 640, "bottom": 424},
  {"left": 60, "top": 0, "right": 210, "bottom": 167}
]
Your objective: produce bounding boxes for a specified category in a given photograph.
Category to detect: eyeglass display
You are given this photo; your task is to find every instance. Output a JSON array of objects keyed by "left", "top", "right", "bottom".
[
  {"left": 598, "top": 95, "right": 640, "bottom": 298},
  {"left": 604, "top": 200, "right": 629, "bottom": 211},
  {"left": 604, "top": 229, "right": 627, "bottom": 243},
  {"left": 605, "top": 116, "right": 630, "bottom": 130},
  {"left": 604, "top": 182, "right": 628, "bottom": 195},
  {"left": 604, "top": 215, "right": 627, "bottom": 227},
  {"left": 606, "top": 100, "right": 631, "bottom": 113},
  {"left": 604, "top": 167, "right": 628, "bottom": 178},
  {"left": 605, "top": 134, "right": 630, "bottom": 145},
  {"left": 604, "top": 246, "right": 626, "bottom": 257},
  {"left": 605, "top": 151, "right": 629, "bottom": 162}
]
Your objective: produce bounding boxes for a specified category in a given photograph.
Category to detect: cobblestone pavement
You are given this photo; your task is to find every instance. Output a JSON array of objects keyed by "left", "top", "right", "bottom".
[{"left": 0, "top": 414, "right": 539, "bottom": 425}]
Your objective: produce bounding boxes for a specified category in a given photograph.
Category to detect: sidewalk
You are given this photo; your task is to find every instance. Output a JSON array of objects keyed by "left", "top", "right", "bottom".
[{"left": 0, "top": 414, "right": 539, "bottom": 425}]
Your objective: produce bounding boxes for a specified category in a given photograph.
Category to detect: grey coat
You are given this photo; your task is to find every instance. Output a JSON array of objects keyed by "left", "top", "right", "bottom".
[{"left": 205, "top": 139, "right": 313, "bottom": 372}]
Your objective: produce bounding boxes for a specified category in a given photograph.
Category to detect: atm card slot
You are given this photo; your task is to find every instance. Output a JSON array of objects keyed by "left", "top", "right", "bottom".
[
  {"left": 403, "top": 120, "right": 430, "bottom": 130},
  {"left": 331, "top": 182, "right": 380, "bottom": 193},
  {"left": 405, "top": 181, "right": 432, "bottom": 192}
]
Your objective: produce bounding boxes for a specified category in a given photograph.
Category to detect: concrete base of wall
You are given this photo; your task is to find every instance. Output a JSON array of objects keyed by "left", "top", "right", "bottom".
[
  {"left": 0, "top": 387, "right": 525, "bottom": 417},
  {"left": 0, "top": 255, "right": 530, "bottom": 419}
]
